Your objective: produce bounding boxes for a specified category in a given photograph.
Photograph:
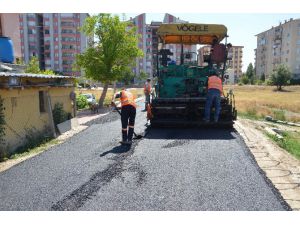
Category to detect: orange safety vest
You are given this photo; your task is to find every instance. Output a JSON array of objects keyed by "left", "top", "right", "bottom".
[
  {"left": 120, "top": 90, "right": 136, "bottom": 108},
  {"left": 208, "top": 75, "right": 223, "bottom": 93},
  {"left": 144, "top": 82, "right": 151, "bottom": 94}
]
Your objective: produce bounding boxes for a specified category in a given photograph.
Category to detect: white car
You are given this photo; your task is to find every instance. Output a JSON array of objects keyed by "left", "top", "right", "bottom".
[{"left": 81, "top": 93, "right": 96, "bottom": 105}]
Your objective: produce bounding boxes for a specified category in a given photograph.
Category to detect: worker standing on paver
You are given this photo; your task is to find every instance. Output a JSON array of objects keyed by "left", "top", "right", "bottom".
[
  {"left": 144, "top": 78, "right": 151, "bottom": 111},
  {"left": 204, "top": 70, "right": 223, "bottom": 123},
  {"left": 112, "top": 88, "right": 137, "bottom": 145}
]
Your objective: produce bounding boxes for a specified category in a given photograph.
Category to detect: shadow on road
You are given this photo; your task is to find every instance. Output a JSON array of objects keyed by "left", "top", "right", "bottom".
[
  {"left": 144, "top": 127, "right": 237, "bottom": 140},
  {"left": 100, "top": 145, "right": 131, "bottom": 157}
]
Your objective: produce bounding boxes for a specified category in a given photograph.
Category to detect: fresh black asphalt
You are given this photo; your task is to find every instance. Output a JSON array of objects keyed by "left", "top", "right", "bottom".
[{"left": 0, "top": 102, "right": 290, "bottom": 210}]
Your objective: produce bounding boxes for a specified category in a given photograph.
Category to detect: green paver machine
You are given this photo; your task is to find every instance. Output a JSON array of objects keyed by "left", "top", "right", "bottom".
[{"left": 147, "top": 23, "right": 237, "bottom": 127}]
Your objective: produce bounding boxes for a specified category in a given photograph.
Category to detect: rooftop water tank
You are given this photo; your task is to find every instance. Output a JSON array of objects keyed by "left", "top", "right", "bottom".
[{"left": 0, "top": 36, "right": 14, "bottom": 63}]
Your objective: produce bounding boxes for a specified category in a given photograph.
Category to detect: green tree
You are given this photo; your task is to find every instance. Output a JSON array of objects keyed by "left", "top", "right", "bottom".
[
  {"left": 25, "top": 56, "right": 41, "bottom": 74},
  {"left": 270, "top": 64, "right": 291, "bottom": 91},
  {"left": 76, "top": 14, "right": 143, "bottom": 107},
  {"left": 25, "top": 57, "right": 56, "bottom": 75},
  {"left": 246, "top": 63, "right": 255, "bottom": 84}
]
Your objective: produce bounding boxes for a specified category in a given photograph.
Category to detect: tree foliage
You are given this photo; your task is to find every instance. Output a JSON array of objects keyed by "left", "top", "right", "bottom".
[
  {"left": 76, "top": 13, "right": 143, "bottom": 107},
  {"left": 270, "top": 64, "right": 291, "bottom": 91},
  {"left": 246, "top": 63, "right": 255, "bottom": 84},
  {"left": 25, "top": 56, "right": 41, "bottom": 74},
  {"left": 25, "top": 56, "right": 56, "bottom": 75}
]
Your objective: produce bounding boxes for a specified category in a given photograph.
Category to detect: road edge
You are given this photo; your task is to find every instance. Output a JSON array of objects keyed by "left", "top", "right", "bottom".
[{"left": 234, "top": 118, "right": 300, "bottom": 211}]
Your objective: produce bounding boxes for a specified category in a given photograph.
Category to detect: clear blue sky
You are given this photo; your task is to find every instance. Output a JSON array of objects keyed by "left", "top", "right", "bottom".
[{"left": 120, "top": 13, "right": 300, "bottom": 72}]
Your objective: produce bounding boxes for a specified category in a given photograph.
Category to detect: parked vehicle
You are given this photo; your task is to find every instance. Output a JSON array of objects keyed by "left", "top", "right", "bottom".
[{"left": 80, "top": 93, "right": 96, "bottom": 105}]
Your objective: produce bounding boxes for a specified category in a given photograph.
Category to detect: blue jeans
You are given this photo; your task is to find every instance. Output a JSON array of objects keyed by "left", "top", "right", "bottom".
[{"left": 204, "top": 89, "right": 221, "bottom": 122}]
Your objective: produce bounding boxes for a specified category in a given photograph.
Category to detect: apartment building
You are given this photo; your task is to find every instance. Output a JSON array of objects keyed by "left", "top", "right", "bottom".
[
  {"left": 227, "top": 46, "right": 243, "bottom": 81},
  {"left": 198, "top": 45, "right": 243, "bottom": 83},
  {"left": 19, "top": 13, "right": 89, "bottom": 76},
  {"left": 0, "top": 13, "right": 22, "bottom": 61},
  {"left": 130, "top": 14, "right": 148, "bottom": 78},
  {"left": 255, "top": 18, "right": 300, "bottom": 80}
]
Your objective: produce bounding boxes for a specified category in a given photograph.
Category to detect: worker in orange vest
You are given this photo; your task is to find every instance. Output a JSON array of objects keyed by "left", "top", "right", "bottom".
[
  {"left": 144, "top": 78, "right": 151, "bottom": 111},
  {"left": 113, "top": 88, "right": 137, "bottom": 145},
  {"left": 204, "top": 70, "right": 223, "bottom": 123}
]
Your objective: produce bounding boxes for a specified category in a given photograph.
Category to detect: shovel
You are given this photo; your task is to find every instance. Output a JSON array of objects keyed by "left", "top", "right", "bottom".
[{"left": 111, "top": 102, "right": 143, "bottom": 140}]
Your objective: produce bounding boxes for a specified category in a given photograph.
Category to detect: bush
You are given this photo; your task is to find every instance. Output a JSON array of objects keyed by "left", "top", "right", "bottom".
[
  {"left": 265, "top": 79, "right": 273, "bottom": 86},
  {"left": 52, "top": 103, "right": 68, "bottom": 126},
  {"left": 76, "top": 95, "right": 89, "bottom": 110},
  {"left": 240, "top": 75, "right": 249, "bottom": 84}
]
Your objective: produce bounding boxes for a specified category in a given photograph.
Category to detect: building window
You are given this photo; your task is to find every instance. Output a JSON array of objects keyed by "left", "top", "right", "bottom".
[
  {"left": 297, "top": 40, "right": 300, "bottom": 45},
  {"left": 28, "top": 29, "right": 36, "bottom": 34},
  {"left": 39, "top": 91, "right": 46, "bottom": 113},
  {"left": 286, "top": 58, "right": 288, "bottom": 62},
  {"left": 44, "top": 29, "right": 50, "bottom": 34}
]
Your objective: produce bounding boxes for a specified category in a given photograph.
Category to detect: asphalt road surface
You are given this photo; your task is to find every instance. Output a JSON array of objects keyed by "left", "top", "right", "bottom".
[{"left": 0, "top": 102, "right": 290, "bottom": 210}]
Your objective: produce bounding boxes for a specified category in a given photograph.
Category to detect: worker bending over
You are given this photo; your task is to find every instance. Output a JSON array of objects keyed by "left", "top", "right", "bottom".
[
  {"left": 204, "top": 71, "right": 223, "bottom": 123},
  {"left": 113, "top": 88, "right": 137, "bottom": 145}
]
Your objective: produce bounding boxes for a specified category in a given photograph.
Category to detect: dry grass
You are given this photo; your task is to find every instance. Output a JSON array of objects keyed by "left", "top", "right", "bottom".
[{"left": 224, "top": 85, "right": 300, "bottom": 122}]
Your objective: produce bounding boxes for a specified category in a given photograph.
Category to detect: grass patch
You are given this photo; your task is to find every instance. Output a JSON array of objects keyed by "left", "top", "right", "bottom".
[
  {"left": 272, "top": 110, "right": 286, "bottom": 121},
  {"left": 4, "top": 138, "right": 61, "bottom": 162},
  {"left": 224, "top": 85, "right": 300, "bottom": 122},
  {"left": 266, "top": 131, "right": 300, "bottom": 160}
]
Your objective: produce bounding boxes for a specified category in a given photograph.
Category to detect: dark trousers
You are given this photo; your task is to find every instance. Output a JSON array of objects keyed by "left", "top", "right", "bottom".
[
  {"left": 121, "top": 105, "right": 136, "bottom": 141},
  {"left": 204, "top": 88, "right": 221, "bottom": 122}
]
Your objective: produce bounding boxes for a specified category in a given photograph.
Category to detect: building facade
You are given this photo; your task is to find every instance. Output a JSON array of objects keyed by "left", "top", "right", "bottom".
[
  {"left": 0, "top": 13, "right": 22, "bottom": 62},
  {"left": 255, "top": 18, "right": 300, "bottom": 80},
  {"left": 227, "top": 46, "right": 243, "bottom": 82},
  {"left": 19, "top": 13, "right": 89, "bottom": 76},
  {"left": 0, "top": 72, "right": 75, "bottom": 155},
  {"left": 130, "top": 14, "right": 148, "bottom": 78}
]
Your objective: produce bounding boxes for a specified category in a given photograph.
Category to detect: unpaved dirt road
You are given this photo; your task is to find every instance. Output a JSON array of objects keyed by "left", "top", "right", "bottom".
[{"left": 0, "top": 102, "right": 290, "bottom": 210}]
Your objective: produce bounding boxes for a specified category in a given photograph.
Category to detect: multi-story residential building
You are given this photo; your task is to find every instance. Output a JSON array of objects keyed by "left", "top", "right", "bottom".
[
  {"left": 255, "top": 18, "right": 300, "bottom": 80},
  {"left": 130, "top": 13, "right": 148, "bottom": 78},
  {"left": 0, "top": 13, "right": 22, "bottom": 62},
  {"left": 198, "top": 45, "right": 243, "bottom": 83},
  {"left": 19, "top": 13, "right": 89, "bottom": 76},
  {"left": 227, "top": 46, "right": 243, "bottom": 82}
]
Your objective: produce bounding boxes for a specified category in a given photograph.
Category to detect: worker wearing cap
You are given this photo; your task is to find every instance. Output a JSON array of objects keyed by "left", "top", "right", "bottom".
[
  {"left": 144, "top": 78, "right": 151, "bottom": 111},
  {"left": 204, "top": 71, "right": 223, "bottom": 123},
  {"left": 113, "top": 88, "right": 137, "bottom": 145}
]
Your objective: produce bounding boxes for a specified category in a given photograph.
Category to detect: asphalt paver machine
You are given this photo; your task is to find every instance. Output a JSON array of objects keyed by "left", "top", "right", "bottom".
[{"left": 147, "top": 23, "right": 237, "bottom": 127}]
